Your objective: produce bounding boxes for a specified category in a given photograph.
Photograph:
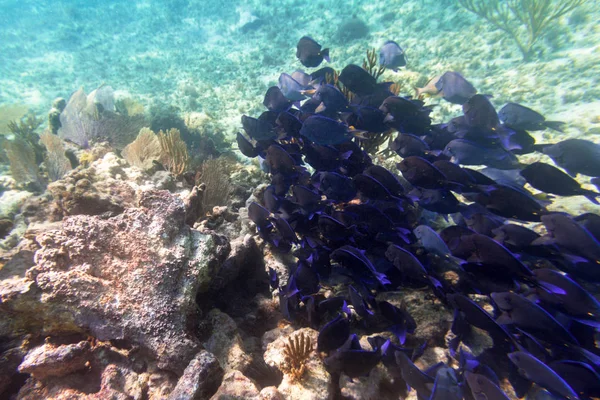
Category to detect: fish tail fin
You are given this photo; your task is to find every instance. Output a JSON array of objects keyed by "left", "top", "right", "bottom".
[
  {"left": 531, "top": 143, "right": 552, "bottom": 153},
  {"left": 322, "top": 48, "right": 330, "bottom": 63},
  {"left": 413, "top": 86, "right": 423, "bottom": 99},
  {"left": 544, "top": 120, "right": 565, "bottom": 133},
  {"left": 583, "top": 191, "right": 600, "bottom": 205}
]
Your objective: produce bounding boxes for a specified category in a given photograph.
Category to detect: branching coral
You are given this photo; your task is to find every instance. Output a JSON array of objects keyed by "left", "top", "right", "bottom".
[
  {"left": 458, "top": 0, "right": 585, "bottom": 60},
  {"left": 158, "top": 128, "right": 189, "bottom": 177},
  {"left": 280, "top": 332, "right": 312, "bottom": 381},
  {"left": 362, "top": 48, "right": 386, "bottom": 80}
]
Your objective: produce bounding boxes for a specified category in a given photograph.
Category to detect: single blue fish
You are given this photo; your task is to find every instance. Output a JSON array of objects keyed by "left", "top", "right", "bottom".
[
  {"left": 508, "top": 351, "right": 579, "bottom": 400},
  {"left": 299, "top": 115, "right": 352, "bottom": 145},
  {"left": 296, "top": 36, "right": 330, "bottom": 68},
  {"left": 379, "top": 40, "right": 406, "bottom": 71},
  {"left": 435, "top": 71, "right": 477, "bottom": 105}
]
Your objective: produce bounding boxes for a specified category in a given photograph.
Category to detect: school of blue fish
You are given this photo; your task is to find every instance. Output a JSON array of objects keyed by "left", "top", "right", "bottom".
[{"left": 238, "top": 36, "right": 600, "bottom": 400}]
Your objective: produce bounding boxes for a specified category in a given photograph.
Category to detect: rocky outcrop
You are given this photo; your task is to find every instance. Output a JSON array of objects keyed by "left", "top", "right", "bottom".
[
  {"left": 168, "top": 350, "right": 223, "bottom": 400},
  {"left": 0, "top": 187, "right": 233, "bottom": 398}
]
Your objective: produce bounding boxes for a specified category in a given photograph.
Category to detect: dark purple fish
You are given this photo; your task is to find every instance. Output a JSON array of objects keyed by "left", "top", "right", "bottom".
[
  {"left": 241, "top": 115, "right": 276, "bottom": 141},
  {"left": 534, "top": 268, "right": 600, "bottom": 325},
  {"left": 394, "top": 351, "right": 435, "bottom": 399},
  {"left": 473, "top": 184, "right": 546, "bottom": 222},
  {"left": 324, "top": 335, "right": 387, "bottom": 378},
  {"left": 236, "top": 132, "right": 259, "bottom": 158},
  {"left": 331, "top": 245, "right": 390, "bottom": 287},
  {"left": 364, "top": 165, "right": 406, "bottom": 197},
  {"left": 541, "top": 213, "right": 600, "bottom": 263},
  {"left": 291, "top": 70, "right": 312, "bottom": 86},
  {"left": 463, "top": 210, "right": 506, "bottom": 236},
  {"left": 465, "top": 371, "right": 510, "bottom": 400},
  {"left": 385, "top": 244, "right": 430, "bottom": 285},
  {"left": 315, "top": 171, "right": 356, "bottom": 202},
  {"left": 447, "top": 293, "right": 515, "bottom": 350},
  {"left": 343, "top": 106, "right": 388, "bottom": 133},
  {"left": 435, "top": 71, "right": 477, "bottom": 105},
  {"left": 380, "top": 96, "right": 432, "bottom": 135},
  {"left": 318, "top": 214, "right": 355, "bottom": 243},
  {"left": 265, "top": 145, "right": 297, "bottom": 175},
  {"left": 317, "top": 314, "right": 350, "bottom": 352},
  {"left": 508, "top": 351, "right": 579, "bottom": 400},
  {"left": 338, "top": 64, "right": 379, "bottom": 96},
  {"left": 443, "top": 139, "right": 521, "bottom": 170},
  {"left": 391, "top": 133, "right": 431, "bottom": 158},
  {"left": 520, "top": 162, "right": 600, "bottom": 204},
  {"left": 353, "top": 173, "right": 397, "bottom": 201},
  {"left": 573, "top": 212, "right": 600, "bottom": 242},
  {"left": 462, "top": 94, "right": 500, "bottom": 131},
  {"left": 296, "top": 36, "right": 330, "bottom": 68},
  {"left": 548, "top": 360, "right": 600, "bottom": 398},
  {"left": 462, "top": 233, "right": 533, "bottom": 279},
  {"left": 432, "top": 160, "right": 478, "bottom": 189},
  {"left": 491, "top": 292, "right": 579, "bottom": 345},
  {"left": 263, "top": 86, "right": 292, "bottom": 112},
  {"left": 542, "top": 139, "right": 600, "bottom": 177},
  {"left": 379, "top": 40, "right": 406, "bottom": 71},
  {"left": 292, "top": 185, "right": 322, "bottom": 216},
  {"left": 300, "top": 115, "right": 351, "bottom": 145},
  {"left": 492, "top": 224, "right": 539, "bottom": 249},
  {"left": 499, "top": 102, "right": 564, "bottom": 132},
  {"left": 409, "top": 188, "right": 463, "bottom": 214},
  {"left": 378, "top": 300, "right": 416, "bottom": 344},
  {"left": 291, "top": 261, "right": 319, "bottom": 295},
  {"left": 313, "top": 84, "right": 350, "bottom": 114},
  {"left": 430, "top": 366, "right": 461, "bottom": 400},
  {"left": 278, "top": 73, "right": 311, "bottom": 102},
  {"left": 276, "top": 111, "right": 303, "bottom": 138},
  {"left": 397, "top": 156, "right": 448, "bottom": 189}
]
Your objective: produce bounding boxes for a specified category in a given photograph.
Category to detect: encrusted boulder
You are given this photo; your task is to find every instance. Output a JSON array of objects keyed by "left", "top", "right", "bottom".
[
  {"left": 18, "top": 340, "right": 91, "bottom": 380},
  {"left": 167, "top": 350, "right": 223, "bottom": 400},
  {"left": 1, "top": 189, "right": 230, "bottom": 375},
  {"left": 209, "top": 370, "right": 261, "bottom": 400}
]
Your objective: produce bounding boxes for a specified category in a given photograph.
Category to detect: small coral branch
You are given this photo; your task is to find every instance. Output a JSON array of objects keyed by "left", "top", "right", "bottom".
[
  {"left": 458, "top": 0, "right": 584, "bottom": 60},
  {"left": 362, "top": 48, "right": 386, "bottom": 80},
  {"left": 158, "top": 128, "right": 189, "bottom": 177},
  {"left": 281, "top": 332, "right": 313, "bottom": 381}
]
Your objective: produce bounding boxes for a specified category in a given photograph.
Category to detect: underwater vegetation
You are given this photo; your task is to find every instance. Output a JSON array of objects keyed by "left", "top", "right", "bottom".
[{"left": 458, "top": 0, "right": 585, "bottom": 60}]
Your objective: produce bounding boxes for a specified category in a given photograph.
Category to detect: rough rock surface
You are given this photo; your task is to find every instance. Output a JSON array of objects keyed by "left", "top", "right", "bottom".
[
  {"left": 204, "top": 308, "right": 254, "bottom": 374},
  {"left": 263, "top": 327, "right": 332, "bottom": 400},
  {"left": 167, "top": 350, "right": 223, "bottom": 400},
  {"left": 1, "top": 188, "right": 229, "bottom": 375},
  {"left": 209, "top": 370, "right": 261, "bottom": 400},
  {"left": 18, "top": 340, "right": 91, "bottom": 380}
]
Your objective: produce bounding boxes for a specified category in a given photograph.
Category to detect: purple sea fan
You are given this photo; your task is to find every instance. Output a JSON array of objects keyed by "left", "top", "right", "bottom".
[{"left": 58, "top": 85, "right": 143, "bottom": 149}]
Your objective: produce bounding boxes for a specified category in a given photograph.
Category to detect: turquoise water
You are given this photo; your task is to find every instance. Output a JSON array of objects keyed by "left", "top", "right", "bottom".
[
  {"left": 1, "top": 1, "right": 598, "bottom": 125},
  {"left": 1, "top": 1, "right": 600, "bottom": 399}
]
